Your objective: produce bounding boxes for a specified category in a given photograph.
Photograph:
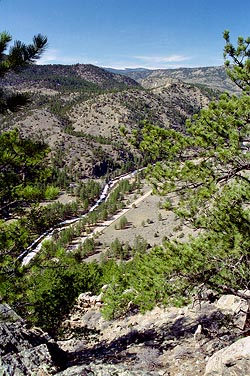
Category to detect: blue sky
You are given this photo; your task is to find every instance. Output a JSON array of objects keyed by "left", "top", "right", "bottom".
[{"left": 0, "top": 0, "right": 249, "bottom": 69}]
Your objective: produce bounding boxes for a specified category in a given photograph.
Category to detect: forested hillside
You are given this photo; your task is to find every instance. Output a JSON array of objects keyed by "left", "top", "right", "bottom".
[
  {"left": 0, "top": 29, "right": 249, "bottom": 376},
  {"left": 0, "top": 63, "right": 139, "bottom": 92},
  {"left": 1, "top": 63, "right": 214, "bottom": 180}
]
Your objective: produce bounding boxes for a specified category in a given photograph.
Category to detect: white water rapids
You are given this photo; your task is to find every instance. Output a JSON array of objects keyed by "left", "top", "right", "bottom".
[{"left": 20, "top": 169, "right": 143, "bottom": 266}]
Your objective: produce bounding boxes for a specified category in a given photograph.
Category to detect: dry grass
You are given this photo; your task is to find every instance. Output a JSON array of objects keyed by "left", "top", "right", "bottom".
[{"left": 84, "top": 184, "right": 195, "bottom": 262}]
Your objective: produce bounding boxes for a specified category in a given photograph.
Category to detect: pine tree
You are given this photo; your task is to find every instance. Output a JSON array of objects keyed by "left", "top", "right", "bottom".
[
  {"left": 99, "top": 32, "right": 250, "bottom": 319},
  {"left": 223, "top": 30, "right": 250, "bottom": 92},
  {"left": 0, "top": 32, "right": 47, "bottom": 75},
  {"left": 138, "top": 31, "right": 250, "bottom": 299},
  {"left": 0, "top": 31, "right": 47, "bottom": 112},
  {"left": 0, "top": 129, "right": 50, "bottom": 218},
  {"left": 0, "top": 30, "right": 49, "bottom": 213}
]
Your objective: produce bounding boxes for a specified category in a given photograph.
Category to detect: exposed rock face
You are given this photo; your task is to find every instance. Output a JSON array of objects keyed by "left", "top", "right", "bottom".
[
  {"left": 55, "top": 363, "right": 148, "bottom": 376},
  {"left": 0, "top": 295, "right": 249, "bottom": 376},
  {"left": 1, "top": 343, "right": 55, "bottom": 376},
  {"left": 0, "top": 304, "right": 24, "bottom": 323},
  {"left": 215, "top": 294, "right": 249, "bottom": 330},
  {"left": 204, "top": 336, "right": 250, "bottom": 376},
  {"left": 0, "top": 304, "right": 65, "bottom": 375},
  {"left": 59, "top": 292, "right": 249, "bottom": 376}
]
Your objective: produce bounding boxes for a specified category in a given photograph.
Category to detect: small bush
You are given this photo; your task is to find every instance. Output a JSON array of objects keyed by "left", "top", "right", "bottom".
[
  {"left": 164, "top": 198, "right": 173, "bottom": 210},
  {"left": 119, "top": 216, "right": 128, "bottom": 229},
  {"left": 45, "top": 185, "right": 60, "bottom": 200},
  {"left": 20, "top": 185, "right": 43, "bottom": 200}
]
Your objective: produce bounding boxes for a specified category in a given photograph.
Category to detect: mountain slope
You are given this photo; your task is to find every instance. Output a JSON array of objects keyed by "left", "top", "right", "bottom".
[
  {"left": 107, "top": 66, "right": 241, "bottom": 94},
  {"left": 1, "top": 64, "right": 214, "bottom": 180},
  {"left": 0, "top": 64, "right": 140, "bottom": 93}
]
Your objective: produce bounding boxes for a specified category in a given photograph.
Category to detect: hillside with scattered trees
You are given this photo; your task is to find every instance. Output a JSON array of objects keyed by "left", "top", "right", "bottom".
[{"left": 0, "top": 29, "right": 249, "bottom": 376}]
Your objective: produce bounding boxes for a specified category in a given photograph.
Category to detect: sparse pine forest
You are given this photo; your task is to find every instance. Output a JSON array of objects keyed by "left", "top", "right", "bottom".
[{"left": 0, "top": 29, "right": 249, "bottom": 338}]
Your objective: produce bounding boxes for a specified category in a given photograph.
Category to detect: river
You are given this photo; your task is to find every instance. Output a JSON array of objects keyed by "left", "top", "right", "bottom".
[{"left": 20, "top": 168, "right": 144, "bottom": 266}]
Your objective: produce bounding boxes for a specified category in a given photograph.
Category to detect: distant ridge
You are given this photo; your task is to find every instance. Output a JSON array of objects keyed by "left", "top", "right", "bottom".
[
  {"left": 2, "top": 63, "right": 239, "bottom": 95},
  {"left": 2, "top": 62, "right": 214, "bottom": 179},
  {"left": 105, "top": 65, "right": 241, "bottom": 94},
  {"left": 0, "top": 64, "right": 140, "bottom": 92}
]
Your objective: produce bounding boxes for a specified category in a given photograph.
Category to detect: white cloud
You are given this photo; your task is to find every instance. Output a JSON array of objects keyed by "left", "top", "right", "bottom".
[
  {"left": 38, "top": 49, "right": 61, "bottom": 64},
  {"left": 98, "top": 54, "right": 192, "bottom": 69},
  {"left": 133, "top": 54, "right": 189, "bottom": 63},
  {"left": 38, "top": 49, "right": 192, "bottom": 70},
  {"left": 100, "top": 55, "right": 191, "bottom": 70},
  {"left": 39, "top": 48, "right": 96, "bottom": 65}
]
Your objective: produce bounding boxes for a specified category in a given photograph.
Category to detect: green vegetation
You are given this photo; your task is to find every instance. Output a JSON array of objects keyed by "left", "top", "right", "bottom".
[
  {"left": 24, "top": 68, "right": 101, "bottom": 92},
  {"left": 0, "top": 30, "right": 52, "bottom": 216},
  {"left": 0, "top": 127, "right": 51, "bottom": 220},
  {"left": 0, "top": 173, "right": 142, "bottom": 336},
  {"left": 223, "top": 30, "right": 250, "bottom": 92},
  {"left": 0, "top": 31, "right": 47, "bottom": 113},
  {"left": 101, "top": 249, "right": 168, "bottom": 319},
  {"left": 0, "top": 31, "right": 249, "bottom": 336},
  {"left": 32, "top": 178, "right": 139, "bottom": 263},
  {"left": 74, "top": 179, "right": 101, "bottom": 208},
  {"left": 7, "top": 64, "right": 138, "bottom": 93},
  {"left": 0, "top": 32, "right": 47, "bottom": 77},
  {"left": 44, "top": 185, "right": 60, "bottom": 200},
  {"left": 117, "top": 216, "right": 129, "bottom": 229},
  {"left": 27, "top": 260, "right": 102, "bottom": 335},
  {"left": 100, "top": 31, "right": 250, "bottom": 318}
]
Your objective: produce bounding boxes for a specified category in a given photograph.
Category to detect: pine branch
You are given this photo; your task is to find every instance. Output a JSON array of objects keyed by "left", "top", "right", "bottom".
[
  {"left": 0, "top": 31, "right": 12, "bottom": 57},
  {"left": 0, "top": 33, "right": 48, "bottom": 77}
]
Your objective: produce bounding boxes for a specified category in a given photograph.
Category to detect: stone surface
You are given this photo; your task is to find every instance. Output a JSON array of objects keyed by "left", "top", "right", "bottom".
[
  {"left": 55, "top": 363, "right": 150, "bottom": 376},
  {"left": 204, "top": 336, "right": 250, "bottom": 376},
  {"left": 0, "top": 304, "right": 24, "bottom": 323},
  {"left": 59, "top": 293, "right": 248, "bottom": 376},
  {"left": 0, "top": 294, "right": 249, "bottom": 376},
  {"left": 216, "top": 294, "right": 249, "bottom": 330},
  {"left": 1, "top": 344, "right": 55, "bottom": 376},
  {"left": 0, "top": 321, "right": 64, "bottom": 375}
]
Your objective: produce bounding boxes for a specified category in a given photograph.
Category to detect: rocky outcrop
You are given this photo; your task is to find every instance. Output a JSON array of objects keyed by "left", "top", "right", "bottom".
[
  {"left": 55, "top": 363, "right": 149, "bottom": 376},
  {"left": 0, "top": 343, "right": 55, "bottom": 376},
  {"left": 0, "top": 294, "right": 249, "bottom": 376},
  {"left": 215, "top": 294, "right": 249, "bottom": 330},
  {"left": 204, "top": 336, "right": 250, "bottom": 376},
  {"left": 59, "top": 292, "right": 249, "bottom": 376},
  {"left": 0, "top": 304, "right": 65, "bottom": 376}
]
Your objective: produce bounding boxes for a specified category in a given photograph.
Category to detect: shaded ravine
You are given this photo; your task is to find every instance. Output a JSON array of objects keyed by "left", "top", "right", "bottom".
[{"left": 20, "top": 169, "right": 144, "bottom": 266}]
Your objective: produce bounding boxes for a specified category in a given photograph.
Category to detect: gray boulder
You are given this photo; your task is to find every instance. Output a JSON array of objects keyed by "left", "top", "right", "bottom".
[
  {"left": 0, "top": 343, "right": 54, "bottom": 376},
  {"left": 55, "top": 363, "right": 150, "bottom": 376},
  {"left": 215, "top": 294, "right": 249, "bottom": 330},
  {"left": 0, "top": 320, "right": 65, "bottom": 375},
  {"left": 0, "top": 304, "right": 23, "bottom": 323},
  {"left": 204, "top": 336, "right": 250, "bottom": 376}
]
